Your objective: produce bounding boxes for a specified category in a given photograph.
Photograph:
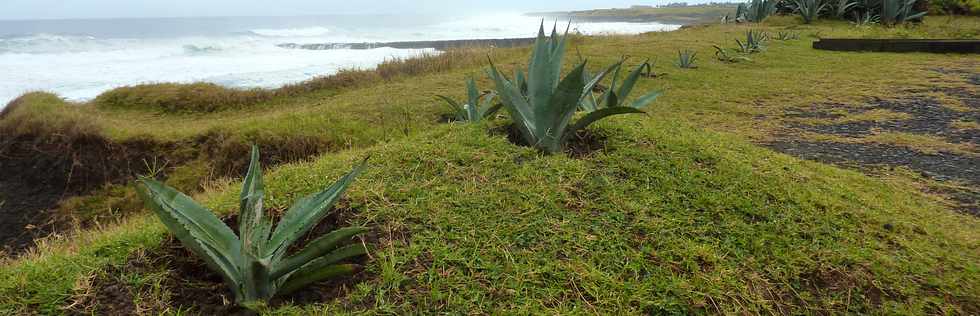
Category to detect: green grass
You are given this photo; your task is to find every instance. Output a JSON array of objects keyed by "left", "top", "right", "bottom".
[
  {"left": 1, "top": 16, "right": 979, "bottom": 314},
  {"left": 533, "top": 4, "right": 741, "bottom": 25}
]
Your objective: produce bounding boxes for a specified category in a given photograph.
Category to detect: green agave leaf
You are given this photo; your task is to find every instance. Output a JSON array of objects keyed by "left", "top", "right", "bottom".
[
  {"left": 265, "top": 158, "right": 368, "bottom": 259},
  {"left": 137, "top": 179, "right": 243, "bottom": 296},
  {"left": 527, "top": 22, "right": 565, "bottom": 121},
  {"left": 277, "top": 264, "right": 359, "bottom": 296},
  {"left": 515, "top": 69, "right": 527, "bottom": 95},
  {"left": 488, "top": 61, "right": 536, "bottom": 144},
  {"left": 483, "top": 103, "right": 505, "bottom": 119},
  {"left": 543, "top": 62, "right": 589, "bottom": 153},
  {"left": 436, "top": 95, "right": 464, "bottom": 119},
  {"left": 564, "top": 106, "right": 646, "bottom": 143},
  {"left": 478, "top": 92, "right": 500, "bottom": 118},
  {"left": 629, "top": 91, "right": 662, "bottom": 110},
  {"left": 242, "top": 253, "right": 273, "bottom": 303},
  {"left": 272, "top": 226, "right": 368, "bottom": 279},
  {"left": 606, "top": 92, "right": 620, "bottom": 112},
  {"left": 240, "top": 145, "right": 271, "bottom": 255},
  {"left": 616, "top": 60, "right": 651, "bottom": 107},
  {"left": 277, "top": 244, "right": 368, "bottom": 293},
  {"left": 580, "top": 94, "right": 599, "bottom": 112},
  {"left": 602, "top": 60, "right": 624, "bottom": 107},
  {"left": 582, "top": 61, "right": 617, "bottom": 103},
  {"left": 465, "top": 77, "right": 481, "bottom": 120}
]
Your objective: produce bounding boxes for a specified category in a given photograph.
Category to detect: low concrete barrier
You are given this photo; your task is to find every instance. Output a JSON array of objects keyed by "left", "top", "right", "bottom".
[{"left": 813, "top": 38, "right": 980, "bottom": 53}]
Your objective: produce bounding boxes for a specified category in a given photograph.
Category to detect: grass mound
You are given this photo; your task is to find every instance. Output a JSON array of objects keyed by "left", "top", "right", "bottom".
[
  {"left": 1, "top": 122, "right": 977, "bottom": 314},
  {"left": 93, "top": 82, "right": 269, "bottom": 113}
]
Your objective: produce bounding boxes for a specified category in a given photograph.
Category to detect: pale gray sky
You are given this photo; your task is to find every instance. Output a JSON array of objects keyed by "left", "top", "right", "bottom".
[{"left": 0, "top": 0, "right": 698, "bottom": 20}]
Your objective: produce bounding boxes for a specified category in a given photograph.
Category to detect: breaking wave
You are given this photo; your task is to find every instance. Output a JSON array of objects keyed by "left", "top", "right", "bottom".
[{"left": 249, "top": 26, "right": 331, "bottom": 37}]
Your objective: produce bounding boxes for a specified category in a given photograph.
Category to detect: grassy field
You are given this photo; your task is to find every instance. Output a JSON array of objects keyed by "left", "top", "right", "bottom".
[{"left": 1, "top": 16, "right": 979, "bottom": 314}]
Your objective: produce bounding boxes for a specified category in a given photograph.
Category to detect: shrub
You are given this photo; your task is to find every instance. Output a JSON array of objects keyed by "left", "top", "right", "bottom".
[
  {"left": 931, "top": 0, "right": 980, "bottom": 15},
  {"left": 136, "top": 146, "right": 369, "bottom": 309}
]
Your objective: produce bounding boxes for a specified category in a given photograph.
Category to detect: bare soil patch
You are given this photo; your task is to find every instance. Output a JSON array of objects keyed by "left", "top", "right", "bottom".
[{"left": 764, "top": 67, "right": 979, "bottom": 215}]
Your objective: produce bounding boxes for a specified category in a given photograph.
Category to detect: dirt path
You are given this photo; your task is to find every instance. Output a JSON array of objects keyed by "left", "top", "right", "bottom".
[{"left": 763, "top": 66, "right": 979, "bottom": 215}]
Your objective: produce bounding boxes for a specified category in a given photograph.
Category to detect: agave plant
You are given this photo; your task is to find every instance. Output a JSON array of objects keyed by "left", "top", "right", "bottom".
[
  {"left": 737, "top": 0, "right": 779, "bottom": 22},
  {"left": 580, "top": 59, "right": 662, "bottom": 113},
  {"left": 486, "top": 24, "right": 649, "bottom": 154},
  {"left": 677, "top": 50, "right": 698, "bottom": 69},
  {"left": 736, "top": 30, "right": 769, "bottom": 54},
  {"left": 137, "top": 146, "right": 369, "bottom": 308},
  {"left": 713, "top": 45, "right": 752, "bottom": 63},
  {"left": 794, "top": 0, "right": 830, "bottom": 23},
  {"left": 833, "top": 0, "right": 860, "bottom": 18},
  {"left": 436, "top": 77, "right": 501, "bottom": 122},
  {"left": 881, "top": 0, "right": 926, "bottom": 25}
]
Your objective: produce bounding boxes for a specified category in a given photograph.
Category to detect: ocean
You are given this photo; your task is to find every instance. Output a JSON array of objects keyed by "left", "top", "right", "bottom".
[{"left": 0, "top": 13, "right": 678, "bottom": 107}]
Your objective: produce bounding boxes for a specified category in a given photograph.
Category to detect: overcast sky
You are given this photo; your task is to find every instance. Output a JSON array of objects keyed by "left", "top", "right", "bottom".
[{"left": 0, "top": 0, "right": 703, "bottom": 20}]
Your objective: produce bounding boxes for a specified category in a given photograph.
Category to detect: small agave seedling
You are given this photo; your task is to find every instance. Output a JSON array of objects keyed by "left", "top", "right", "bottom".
[
  {"left": 580, "top": 58, "right": 662, "bottom": 113},
  {"left": 436, "top": 77, "right": 501, "bottom": 122},
  {"left": 137, "top": 146, "right": 369, "bottom": 308},
  {"left": 486, "top": 23, "right": 649, "bottom": 154},
  {"left": 677, "top": 50, "right": 698, "bottom": 69}
]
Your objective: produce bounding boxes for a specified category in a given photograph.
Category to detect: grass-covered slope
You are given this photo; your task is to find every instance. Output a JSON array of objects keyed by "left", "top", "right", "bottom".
[
  {"left": 3, "top": 121, "right": 977, "bottom": 314},
  {"left": 1, "top": 16, "right": 979, "bottom": 314}
]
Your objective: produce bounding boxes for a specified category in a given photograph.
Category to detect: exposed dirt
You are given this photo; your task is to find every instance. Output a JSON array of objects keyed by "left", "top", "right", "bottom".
[
  {"left": 768, "top": 140, "right": 979, "bottom": 214},
  {"left": 0, "top": 128, "right": 171, "bottom": 255},
  {"left": 0, "top": 123, "right": 342, "bottom": 256},
  {"left": 66, "top": 207, "right": 374, "bottom": 315},
  {"left": 785, "top": 97, "right": 979, "bottom": 144},
  {"left": 764, "top": 67, "right": 979, "bottom": 215}
]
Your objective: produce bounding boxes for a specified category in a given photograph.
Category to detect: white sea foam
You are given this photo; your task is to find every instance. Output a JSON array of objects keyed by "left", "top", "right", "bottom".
[
  {"left": 0, "top": 13, "right": 679, "bottom": 107},
  {"left": 250, "top": 26, "right": 332, "bottom": 37}
]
